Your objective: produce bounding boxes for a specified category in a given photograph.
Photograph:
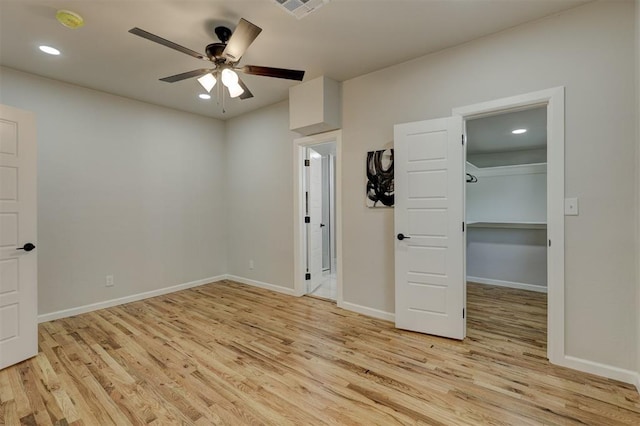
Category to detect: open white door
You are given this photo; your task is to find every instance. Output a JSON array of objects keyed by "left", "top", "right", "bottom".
[
  {"left": 307, "top": 148, "right": 323, "bottom": 292},
  {"left": 0, "top": 104, "right": 38, "bottom": 369},
  {"left": 394, "top": 116, "right": 464, "bottom": 340}
]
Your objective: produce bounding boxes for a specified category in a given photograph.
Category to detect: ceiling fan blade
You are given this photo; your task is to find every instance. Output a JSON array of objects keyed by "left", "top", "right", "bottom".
[
  {"left": 222, "top": 18, "right": 262, "bottom": 62},
  {"left": 241, "top": 65, "right": 305, "bottom": 81},
  {"left": 159, "top": 69, "right": 214, "bottom": 83},
  {"left": 237, "top": 77, "right": 254, "bottom": 100},
  {"left": 129, "top": 27, "right": 206, "bottom": 60}
]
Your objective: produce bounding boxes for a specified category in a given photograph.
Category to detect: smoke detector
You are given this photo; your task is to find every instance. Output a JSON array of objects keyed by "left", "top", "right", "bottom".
[{"left": 273, "top": 0, "right": 330, "bottom": 19}]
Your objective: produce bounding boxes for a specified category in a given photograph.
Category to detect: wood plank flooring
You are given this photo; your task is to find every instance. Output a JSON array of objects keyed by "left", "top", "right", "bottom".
[{"left": 1, "top": 280, "right": 639, "bottom": 425}]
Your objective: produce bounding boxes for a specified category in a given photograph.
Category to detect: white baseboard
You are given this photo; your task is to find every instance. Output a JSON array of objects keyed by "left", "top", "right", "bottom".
[
  {"left": 467, "top": 276, "right": 547, "bottom": 293},
  {"left": 553, "top": 355, "right": 639, "bottom": 386},
  {"left": 338, "top": 300, "right": 395, "bottom": 322},
  {"left": 225, "top": 275, "right": 297, "bottom": 296},
  {"left": 635, "top": 373, "right": 640, "bottom": 393},
  {"left": 38, "top": 275, "right": 226, "bottom": 323}
]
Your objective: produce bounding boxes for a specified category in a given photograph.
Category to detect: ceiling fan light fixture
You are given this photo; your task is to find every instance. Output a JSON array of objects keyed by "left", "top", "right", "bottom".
[
  {"left": 197, "top": 73, "right": 217, "bottom": 92},
  {"left": 227, "top": 83, "right": 245, "bottom": 98},
  {"left": 221, "top": 68, "right": 239, "bottom": 87}
]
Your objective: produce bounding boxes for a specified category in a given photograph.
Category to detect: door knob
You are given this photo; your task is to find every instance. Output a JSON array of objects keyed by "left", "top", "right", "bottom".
[
  {"left": 17, "top": 243, "right": 36, "bottom": 252},
  {"left": 397, "top": 233, "right": 411, "bottom": 241},
  {"left": 320, "top": 223, "right": 326, "bottom": 227}
]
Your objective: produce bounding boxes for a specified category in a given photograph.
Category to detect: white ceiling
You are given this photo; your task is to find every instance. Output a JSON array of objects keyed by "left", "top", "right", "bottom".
[
  {"left": 467, "top": 106, "right": 547, "bottom": 154},
  {"left": 0, "top": 0, "right": 590, "bottom": 120}
]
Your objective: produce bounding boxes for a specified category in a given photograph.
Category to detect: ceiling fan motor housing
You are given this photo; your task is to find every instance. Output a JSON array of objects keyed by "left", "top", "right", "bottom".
[
  {"left": 215, "top": 26, "right": 232, "bottom": 43},
  {"left": 205, "top": 43, "right": 226, "bottom": 61}
]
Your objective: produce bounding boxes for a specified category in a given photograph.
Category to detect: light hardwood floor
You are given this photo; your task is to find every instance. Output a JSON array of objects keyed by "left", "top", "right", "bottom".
[{"left": 1, "top": 281, "right": 639, "bottom": 425}]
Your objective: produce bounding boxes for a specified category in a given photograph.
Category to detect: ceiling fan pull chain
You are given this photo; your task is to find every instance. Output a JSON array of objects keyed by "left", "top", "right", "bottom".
[{"left": 222, "top": 83, "right": 226, "bottom": 114}]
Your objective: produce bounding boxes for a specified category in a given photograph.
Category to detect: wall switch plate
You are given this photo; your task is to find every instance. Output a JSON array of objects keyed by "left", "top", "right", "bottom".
[
  {"left": 106, "top": 275, "right": 114, "bottom": 287},
  {"left": 565, "top": 198, "right": 579, "bottom": 216}
]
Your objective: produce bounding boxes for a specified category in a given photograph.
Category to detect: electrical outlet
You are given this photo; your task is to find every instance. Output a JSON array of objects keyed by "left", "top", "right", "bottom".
[
  {"left": 105, "top": 275, "right": 114, "bottom": 287},
  {"left": 249, "top": 260, "right": 254, "bottom": 270}
]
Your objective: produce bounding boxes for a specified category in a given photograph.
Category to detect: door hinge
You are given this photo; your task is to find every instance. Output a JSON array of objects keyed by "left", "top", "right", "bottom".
[
  {"left": 304, "top": 159, "right": 310, "bottom": 167},
  {"left": 463, "top": 308, "right": 465, "bottom": 318},
  {"left": 305, "top": 273, "right": 311, "bottom": 280},
  {"left": 462, "top": 222, "right": 465, "bottom": 232},
  {"left": 462, "top": 135, "right": 465, "bottom": 145},
  {"left": 305, "top": 216, "right": 310, "bottom": 224},
  {"left": 548, "top": 239, "right": 551, "bottom": 247}
]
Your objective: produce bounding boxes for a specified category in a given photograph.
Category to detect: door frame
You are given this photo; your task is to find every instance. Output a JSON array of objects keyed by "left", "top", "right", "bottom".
[
  {"left": 452, "top": 87, "right": 565, "bottom": 364},
  {"left": 293, "top": 130, "right": 343, "bottom": 303}
]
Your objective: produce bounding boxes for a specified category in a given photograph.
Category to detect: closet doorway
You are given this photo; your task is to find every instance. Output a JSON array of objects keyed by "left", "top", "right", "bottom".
[
  {"left": 293, "top": 130, "right": 343, "bottom": 304},
  {"left": 306, "top": 143, "right": 337, "bottom": 299},
  {"left": 453, "top": 87, "right": 565, "bottom": 364},
  {"left": 465, "top": 106, "right": 549, "bottom": 353},
  {"left": 394, "top": 88, "right": 564, "bottom": 363}
]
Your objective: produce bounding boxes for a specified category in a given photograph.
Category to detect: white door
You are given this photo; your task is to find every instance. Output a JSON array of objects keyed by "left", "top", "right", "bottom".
[
  {"left": 0, "top": 104, "right": 38, "bottom": 370},
  {"left": 321, "top": 156, "right": 331, "bottom": 271},
  {"left": 394, "top": 116, "right": 465, "bottom": 340},
  {"left": 307, "top": 148, "right": 323, "bottom": 292}
]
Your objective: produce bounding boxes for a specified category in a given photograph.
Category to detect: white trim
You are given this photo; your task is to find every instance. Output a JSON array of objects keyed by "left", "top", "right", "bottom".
[
  {"left": 38, "top": 275, "right": 226, "bottom": 323},
  {"left": 293, "top": 130, "right": 344, "bottom": 303},
  {"left": 225, "top": 275, "right": 297, "bottom": 296},
  {"left": 469, "top": 162, "right": 547, "bottom": 177},
  {"left": 467, "top": 222, "right": 546, "bottom": 230},
  {"left": 556, "top": 355, "right": 639, "bottom": 386},
  {"left": 635, "top": 0, "right": 640, "bottom": 398},
  {"left": 338, "top": 300, "right": 395, "bottom": 322},
  {"left": 453, "top": 86, "right": 565, "bottom": 366},
  {"left": 467, "top": 276, "right": 547, "bottom": 293}
]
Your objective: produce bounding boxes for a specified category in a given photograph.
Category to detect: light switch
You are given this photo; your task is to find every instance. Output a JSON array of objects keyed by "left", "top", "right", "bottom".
[{"left": 565, "top": 198, "right": 579, "bottom": 216}]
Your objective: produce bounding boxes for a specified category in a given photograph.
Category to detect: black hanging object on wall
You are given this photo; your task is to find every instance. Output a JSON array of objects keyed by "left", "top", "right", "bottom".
[
  {"left": 366, "top": 149, "right": 394, "bottom": 207},
  {"left": 466, "top": 173, "right": 478, "bottom": 183}
]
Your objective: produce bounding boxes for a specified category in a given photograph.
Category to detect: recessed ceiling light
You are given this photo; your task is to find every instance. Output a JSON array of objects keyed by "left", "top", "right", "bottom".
[
  {"left": 198, "top": 94, "right": 211, "bottom": 100},
  {"left": 39, "top": 45, "right": 61, "bottom": 55},
  {"left": 512, "top": 128, "right": 527, "bottom": 134}
]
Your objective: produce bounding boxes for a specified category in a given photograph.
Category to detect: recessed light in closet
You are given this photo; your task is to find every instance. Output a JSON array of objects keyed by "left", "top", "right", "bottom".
[
  {"left": 198, "top": 94, "right": 211, "bottom": 100},
  {"left": 512, "top": 128, "right": 527, "bottom": 134}
]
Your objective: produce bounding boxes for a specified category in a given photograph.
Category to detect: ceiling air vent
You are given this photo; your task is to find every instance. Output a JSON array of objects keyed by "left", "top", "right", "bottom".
[{"left": 273, "top": 0, "right": 330, "bottom": 19}]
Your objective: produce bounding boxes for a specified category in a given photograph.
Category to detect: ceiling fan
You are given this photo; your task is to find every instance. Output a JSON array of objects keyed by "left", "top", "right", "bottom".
[{"left": 128, "top": 18, "right": 305, "bottom": 103}]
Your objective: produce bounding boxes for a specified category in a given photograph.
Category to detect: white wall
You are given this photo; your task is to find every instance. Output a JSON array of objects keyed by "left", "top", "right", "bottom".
[
  {"left": 466, "top": 164, "right": 547, "bottom": 289},
  {"left": 0, "top": 67, "right": 228, "bottom": 316},
  {"left": 225, "top": 101, "right": 296, "bottom": 290},
  {"left": 341, "top": 1, "right": 637, "bottom": 370},
  {"left": 466, "top": 165, "right": 547, "bottom": 223},
  {"left": 467, "top": 228, "right": 547, "bottom": 289},
  {"left": 635, "top": 0, "right": 640, "bottom": 384}
]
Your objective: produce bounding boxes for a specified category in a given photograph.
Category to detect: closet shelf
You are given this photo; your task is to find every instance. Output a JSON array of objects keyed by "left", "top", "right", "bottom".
[{"left": 466, "top": 221, "right": 547, "bottom": 230}]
